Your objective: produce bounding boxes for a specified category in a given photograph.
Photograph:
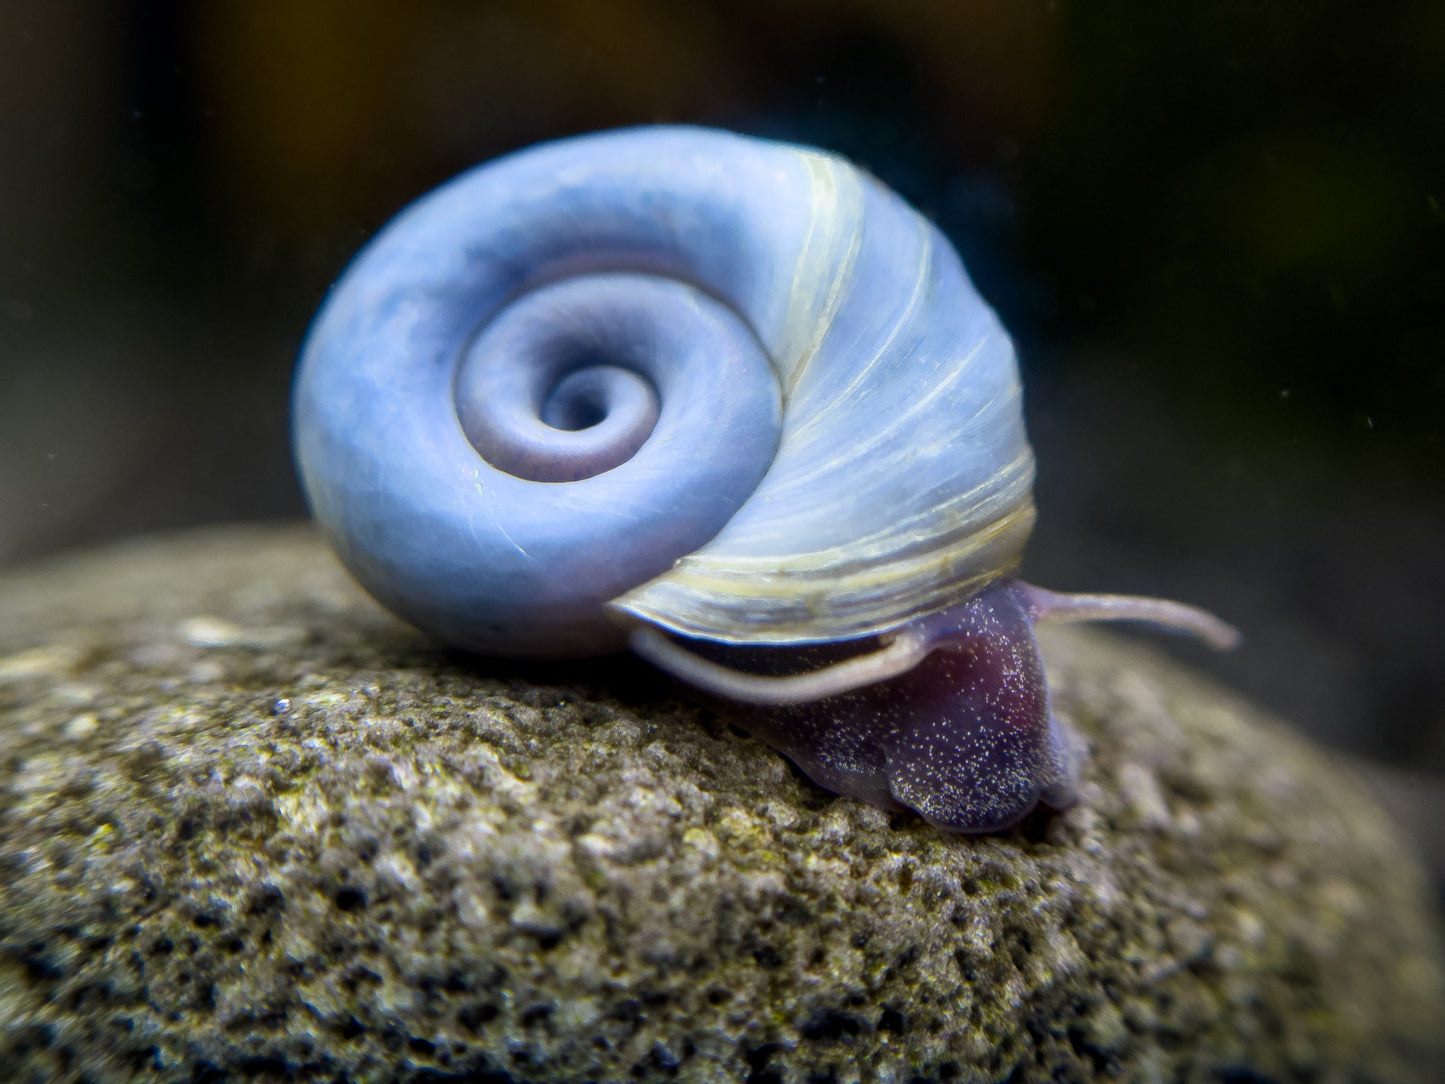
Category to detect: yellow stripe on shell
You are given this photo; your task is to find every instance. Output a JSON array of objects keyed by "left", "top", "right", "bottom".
[{"left": 611, "top": 495, "right": 1036, "bottom": 645}]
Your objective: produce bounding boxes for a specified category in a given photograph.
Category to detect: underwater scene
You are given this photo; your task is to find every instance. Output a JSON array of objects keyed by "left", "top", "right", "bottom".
[{"left": 1, "top": 2, "right": 1441, "bottom": 1080}]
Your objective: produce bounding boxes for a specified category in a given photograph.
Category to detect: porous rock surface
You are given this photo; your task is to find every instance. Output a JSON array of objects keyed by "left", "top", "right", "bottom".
[{"left": 0, "top": 525, "right": 1440, "bottom": 1083}]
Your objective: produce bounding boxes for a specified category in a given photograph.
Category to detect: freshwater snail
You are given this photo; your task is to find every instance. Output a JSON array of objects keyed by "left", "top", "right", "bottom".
[{"left": 293, "top": 126, "right": 1238, "bottom": 833}]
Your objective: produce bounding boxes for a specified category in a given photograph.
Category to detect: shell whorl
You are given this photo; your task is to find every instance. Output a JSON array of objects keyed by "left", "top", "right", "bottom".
[{"left": 293, "top": 126, "right": 1036, "bottom": 658}]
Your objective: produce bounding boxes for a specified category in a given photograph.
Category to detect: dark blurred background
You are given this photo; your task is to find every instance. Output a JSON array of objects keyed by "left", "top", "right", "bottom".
[{"left": 2, "top": 2, "right": 1442, "bottom": 867}]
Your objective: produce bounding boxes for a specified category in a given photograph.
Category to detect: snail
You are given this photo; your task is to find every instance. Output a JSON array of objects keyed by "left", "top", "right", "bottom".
[{"left": 292, "top": 126, "right": 1238, "bottom": 834}]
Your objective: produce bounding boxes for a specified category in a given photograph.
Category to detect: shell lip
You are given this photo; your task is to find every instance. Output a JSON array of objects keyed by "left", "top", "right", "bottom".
[{"left": 608, "top": 501, "right": 1035, "bottom": 647}]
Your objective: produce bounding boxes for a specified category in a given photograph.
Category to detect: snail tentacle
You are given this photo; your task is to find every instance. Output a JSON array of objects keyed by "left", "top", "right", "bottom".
[
  {"left": 1018, "top": 583, "right": 1242, "bottom": 651},
  {"left": 627, "top": 624, "right": 933, "bottom": 706}
]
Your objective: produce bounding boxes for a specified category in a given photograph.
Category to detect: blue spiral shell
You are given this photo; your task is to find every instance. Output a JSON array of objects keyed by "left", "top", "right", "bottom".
[{"left": 293, "top": 127, "right": 1035, "bottom": 658}]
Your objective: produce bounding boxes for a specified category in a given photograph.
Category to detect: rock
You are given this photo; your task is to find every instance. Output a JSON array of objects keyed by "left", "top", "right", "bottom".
[{"left": 0, "top": 525, "right": 1440, "bottom": 1083}]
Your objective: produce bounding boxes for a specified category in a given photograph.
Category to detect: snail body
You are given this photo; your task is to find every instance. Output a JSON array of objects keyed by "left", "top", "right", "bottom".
[{"left": 294, "top": 127, "right": 1237, "bottom": 833}]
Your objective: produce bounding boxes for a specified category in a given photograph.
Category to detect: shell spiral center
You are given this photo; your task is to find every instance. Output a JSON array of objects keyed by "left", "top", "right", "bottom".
[{"left": 454, "top": 273, "right": 778, "bottom": 485}]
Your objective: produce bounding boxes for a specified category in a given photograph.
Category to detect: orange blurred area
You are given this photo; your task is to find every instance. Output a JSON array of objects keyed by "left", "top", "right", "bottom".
[{"left": 192, "top": 1, "right": 1057, "bottom": 239}]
